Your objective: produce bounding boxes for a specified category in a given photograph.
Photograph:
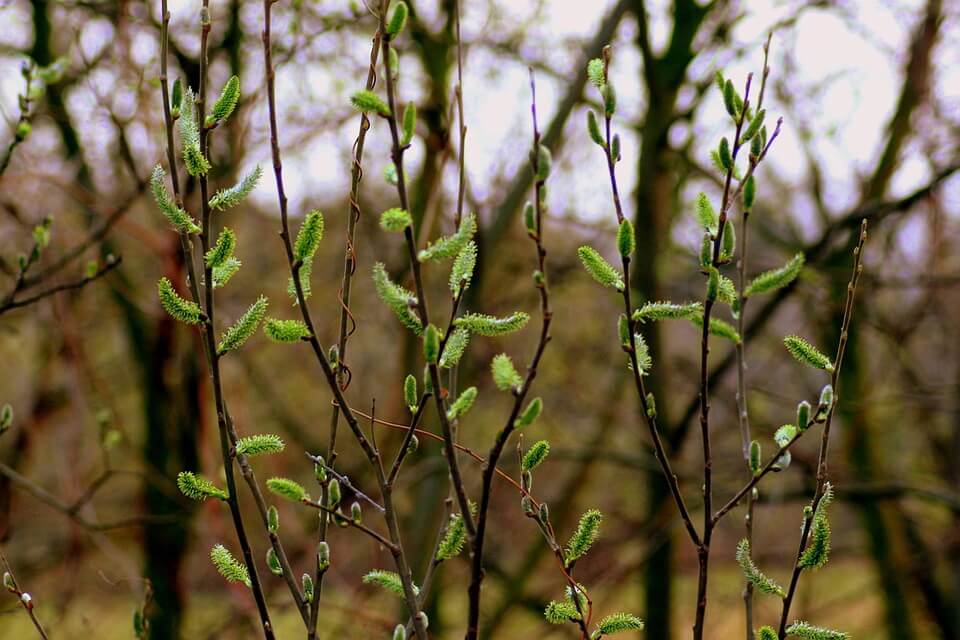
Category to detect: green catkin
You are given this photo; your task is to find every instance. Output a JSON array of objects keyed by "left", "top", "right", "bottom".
[
  {"left": 436, "top": 512, "right": 468, "bottom": 561},
  {"left": 403, "top": 374, "right": 418, "bottom": 411},
  {"left": 521, "top": 440, "right": 550, "bottom": 471},
  {"left": 151, "top": 165, "right": 201, "bottom": 233},
  {"left": 179, "top": 87, "right": 210, "bottom": 176},
  {"left": 350, "top": 89, "right": 390, "bottom": 116},
  {"left": 266, "top": 477, "right": 308, "bottom": 502},
  {"left": 302, "top": 574, "right": 314, "bottom": 603},
  {"left": 785, "top": 621, "right": 849, "bottom": 640},
  {"left": 564, "top": 509, "right": 602, "bottom": 565},
  {"left": 758, "top": 627, "right": 778, "bottom": 640},
  {"left": 544, "top": 600, "right": 580, "bottom": 624},
  {"left": 491, "top": 354, "right": 522, "bottom": 391},
  {"left": 587, "top": 58, "right": 605, "bottom": 89},
  {"left": 634, "top": 301, "right": 702, "bottom": 322},
  {"left": 446, "top": 387, "right": 478, "bottom": 420},
  {"left": 294, "top": 210, "right": 325, "bottom": 262},
  {"left": 799, "top": 483, "right": 834, "bottom": 570},
  {"left": 327, "top": 478, "right": 341, "bottom": 508},
  {"left": 723, "top": 79, "right": 737, "bottom": 116},
  {"left": 578, "top": 246, "right": 624, "bottom": 290},
  {"left": 735, "top": 539, "right": 785, "bottom": 597},
  {"left": 695, "top": 192, "right": 718, "bottom": 231},
  {"left": 418, "top": 213, "right": 477, "bottom": 262},
  {"left": 217, "top": 296, "right": 268, "bottom": 354},
  {"left": 598, "top": 612, "right": 645, "bottom": 634},
  {"left": 449, "top": 240, "right": 477, "bottom": 296},
  {"left": 267, "top": 506, "right": 279, "bottom": 532},
  {"left": 721, "top": 220, "right": 736, "bottom": 260},
  {"left": 362, "top": 570, "right": 417, "bottom": 598},
  {"left": 177, "top": 471, "right": 227, "bottom": 501},
  {"left": 158, "top": 278, "right": 203, "bottom": 325},
  {"left": 210, "top": 545, "right": 250, "bottom": 587},
  {"left": 718, "top": 136, "right": 733, "bottom": 170},
  {"left": 372, "top": 263, "right": 422, "bottom": 334},
  {"left": 745, "top": 253, "right": 805, "bottom": 296},
  {"left": 784, "top": 335, "right": 834, "bottom": 372},
  {"left": 213, "top": 257, "right": 242, "bottom": 289},
  {"left": 209, "top": 75, "right": 240, "bottom": 124},
  {"left": 209, "top": 165, "right": 263, "bottom": 211},
  {"left": 263, "top": 317, "right": 310, "bottom": 343},
  {"left": 454, "top": 312, "right": 530, "bottom": 336},
  {"left": 235, "top": 434, "right": 284, "bottom": 457},
  {"left": 439, "top": 326, "right": 470, "bottom": 368},
  {"left": 523, "top": 202, "right": 537, "bottom": 235},
  {"left": 205, "top": 228, "right": 236, "bottom": 268},
  {"left": 603, "top": 83, "right": 617, "bottom": 116},
  {"left": 380, "top": 207, "right": 411, "bottom": 232}
]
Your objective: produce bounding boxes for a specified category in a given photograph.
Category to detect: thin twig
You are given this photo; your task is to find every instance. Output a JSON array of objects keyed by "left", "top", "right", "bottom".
[
  {"left": 1, "top": 550, "right": 50, "bottom": 640},
  {"left": 777, "top": 221, "right": 868, "bottom": 638}
]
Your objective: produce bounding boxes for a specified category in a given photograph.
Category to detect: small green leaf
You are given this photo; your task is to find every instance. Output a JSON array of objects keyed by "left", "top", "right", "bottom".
[
  {"left": 266, "top": 548, "right": 283, "bottom": 576},
  {"left": 386, "top": 1, "right": 408, "bottom": 37},
  {"left": 424, "top": 324, "right": 440, "bottom": 364},
  {"left": 400, "top": 101, "right": 416, "bottom": 146},
  {"left": 617, "top": 219, "right": 635, "bottom": 257},
  {"left": 514, "top": 397, "right": 542, "bottom": 429},
  {"left": 586, "top": 110, "right": 604, "bottom": 146}
]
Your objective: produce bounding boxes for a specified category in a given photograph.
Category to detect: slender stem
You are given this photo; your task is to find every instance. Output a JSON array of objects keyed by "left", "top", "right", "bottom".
[
  {"left": 200, "top": 16, "right": 278, "bottom": 640},
  {"left": 262, "top": 3, "right": 426, "bottom": 636},
  {"left": 597, "top": 80, "right": 701, "bottom": 549},
  {"left": 736, "top": 36, "right": 772, "bottom": 638},
  {"left": 310, "top": 26, "right": 382, "bottom": 638},
  {"left": 1, "top": 551, "right": 50, "bottom": 640},
  {"left": 777, "top": 221, "right": 867, "bottom": 638},
  {"left": 466, "top": 70, "right": 553, "bottom": 640},
  {"left": 378, "top": 0, "right": 477, "bottom": 551}
]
